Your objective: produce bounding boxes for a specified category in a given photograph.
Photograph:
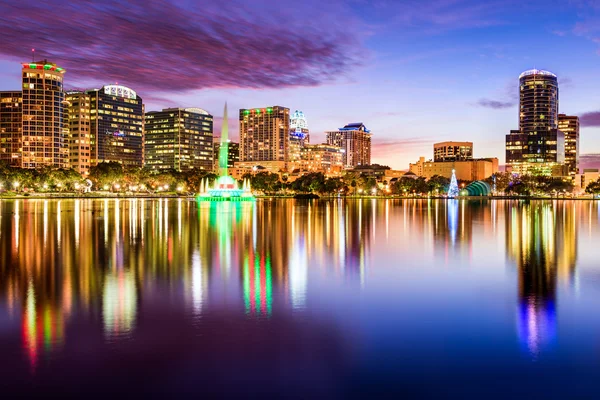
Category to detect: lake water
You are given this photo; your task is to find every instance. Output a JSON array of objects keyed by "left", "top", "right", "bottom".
[{"left": 1, "top": 198, "right": 599, "bottom": 397}]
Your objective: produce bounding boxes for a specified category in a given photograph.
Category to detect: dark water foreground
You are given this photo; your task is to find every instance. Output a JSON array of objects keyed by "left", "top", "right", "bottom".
[{"left": 0, "top": 198, "right": 599, "bottom": 398}]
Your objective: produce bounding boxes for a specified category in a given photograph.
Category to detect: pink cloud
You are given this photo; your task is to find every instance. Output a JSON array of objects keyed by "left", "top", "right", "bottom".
[{"left": 0, "top": 0, "right": 363, "bottom": 94}]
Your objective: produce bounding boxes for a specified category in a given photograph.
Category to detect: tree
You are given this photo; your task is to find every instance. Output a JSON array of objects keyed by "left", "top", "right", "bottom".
[
  {"left": 428, "top": 175, "right": 450, "bottom": 194},
  {"left": 249, "top": 172, "right": 281, "bottom": 194},
  {"left": 585, "top": 179, "right": 600, "bottom": 196},
  {"left": 89, "top": 162, "right": 124, "bottom": 189}
]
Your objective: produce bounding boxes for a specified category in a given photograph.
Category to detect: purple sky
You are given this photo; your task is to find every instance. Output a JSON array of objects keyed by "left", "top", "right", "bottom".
[{"left": 1, "top": 0, "right": 600, "bottom": 170}]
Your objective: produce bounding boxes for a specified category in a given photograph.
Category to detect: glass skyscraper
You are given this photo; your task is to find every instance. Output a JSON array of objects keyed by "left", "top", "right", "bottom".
[
  {"left": 88, "top": 85, "right": 144, "bottom": 167},
  {"left": 145, "top": 108, "right": 214, "bottom": 171},
  {"left": 506, "top": 69, "right": 565, "bottom": 176}
]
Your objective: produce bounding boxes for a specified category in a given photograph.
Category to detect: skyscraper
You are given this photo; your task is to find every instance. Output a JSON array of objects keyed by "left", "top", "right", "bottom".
[
  {"left": 66, "top": 91, "right": 92, "bottom": 174},
  {"left": 239, "top": 106, "right": 290, "bottom": 165},
  {"left": 88, "top": 85, "right": 144, "bottom": 167},
  {"left": 506, "top": 69, "right": 565, "bottom": 176},
  {"left": 21, "top": 60, "right": 68, "bottom": 169},
  {"left": 145, "top": 108, "right": 213, "bottom": 171},
  {"left": 289, "top": 110, "right": 309, "bottom": 170},
  {"left": 0, "top": 91, "right": 22, "bottom": 165},
  {"left": 326, "top": 123, "right": 371, "bottom": 168},
  {"left": 558, "top": 114, "right": 580, "bottom": 176}
]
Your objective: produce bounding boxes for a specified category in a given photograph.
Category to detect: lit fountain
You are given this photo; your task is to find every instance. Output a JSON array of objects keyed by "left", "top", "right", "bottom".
[{"left": 197, "top": 103, "right": 255, "bottom": 202}]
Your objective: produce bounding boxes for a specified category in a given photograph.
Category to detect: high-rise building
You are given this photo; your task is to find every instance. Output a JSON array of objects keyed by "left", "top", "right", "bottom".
[
  {"left": 213, "top": 139, "right": 239, "bottom": 171},
  {"left": 0, "top": 91, "right": 22, "bottom": 165},
  {"left": 21, "top": 60, "right": 68, "bottom": 169},
  {"left": 88, "top": 85, "right": 144, "bottom": 167},
  {"left": 67, "top": 85, "right": 144, "bottom": 169},
  {"left": 326, "top": 123, "right": 371, "bottom": 168},
  {"left": 434, "top": 141, "right": 473, "bottom": 162},
  {"left": 239, "top": 106, "right": 290, "bottom": 165},
  {"left": 66, "top": 91, "right": 92, "bottom": 174},
  {"left": 289, "top": 110, "right": 309, "bottom": 169},
  {"left": 145, "top": 108, "right": 213, "bottom": 171},
  {"left": 506, "top": 69, "right": 565, "bottom": 176},
  {"left": 558, "top": 114, "right": 579, "bottom": 176}
]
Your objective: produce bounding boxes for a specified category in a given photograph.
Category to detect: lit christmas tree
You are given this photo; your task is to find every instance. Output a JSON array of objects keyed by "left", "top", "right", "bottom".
[{"left": 448, "top": 169, "right": 459, "bottom": 198}]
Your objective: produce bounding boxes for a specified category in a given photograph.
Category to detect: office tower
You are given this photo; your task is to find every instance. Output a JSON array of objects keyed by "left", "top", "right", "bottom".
[
  {"left": 21, "top": 60, "right": 68, "bottom": 169},
  {"left": 434, "top": 141, "right": 473, "bottom": 162},
  {"left": 0, "top": 91, "right": 22, "bottom": 165},
  {"left": 87, "top": 85, "right": 144, "bottom": 166},
  {"left": 239, "top": 106, "right": 290, "bottom": 164},
  {"left": 66, "top": 91, "right": 92, "bottom": 174},
  {"left": 213, "top": 140, "right": 239, "bottom": 170},
  {"left": 558, "top": 114, "right": 579, "bottom": 176},
  {"left": 289, "top": 110, "right": 309, "bottom": 169},
  {"left": 506, "top": 69, "right": 565, "bottom": 176},
  {"left": 326, "top": 122, "right": 372, "bottom": 168},
  {"left": 145, "top": 108, "right": 213, "bottom": 171}
]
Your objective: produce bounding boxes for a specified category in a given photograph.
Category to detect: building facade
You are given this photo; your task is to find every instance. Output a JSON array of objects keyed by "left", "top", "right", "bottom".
[
  {"left": 21, "top": 60, "right": 68, "bottom": 169},
  {"left": 409, "top": 157, "right": 499, "bottom": 181},
  {"left": 213, "top": 139, "right": 239, "bottom": 171},
  {"left": 434, "top": 141, "right": 473, "bottom": 162},
  {"left": 326, "top": 123, "right": 371, "bottom": 168},
  {"left": 145, "top": 108, "right": 213, "bottom": 171},
  {"left": 558, "top": 114, "right": 579, "bottom": 176},
  {"left": 0, "top": 91, "right": 22, "bottom": 165},
  {"left": 239, "top": 106, "right": 290, "bottom": 166},
  {"left": 66, "top": 91, "right": 92, "bottom": 174},
  {"left": 300, "top": 144, "right": 343, "bottom": 175},
  {"left": 506, "top": 69, "right": 565, "bottom": 175},
  {"left": 88, "top": 85, "right": 144, "bottom": 167}
]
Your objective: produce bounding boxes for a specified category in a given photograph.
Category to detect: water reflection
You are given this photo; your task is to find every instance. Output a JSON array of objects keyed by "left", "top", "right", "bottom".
[
  {"left": 505, "top": 202, "right": 577, "bottom": 356},
  {"left": 0, "top": 198, "right": 597, "bottom": 390}
]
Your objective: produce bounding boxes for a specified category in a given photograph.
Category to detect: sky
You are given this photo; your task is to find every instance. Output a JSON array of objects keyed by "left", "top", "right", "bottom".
[{"left": 1, "top": 0, "right": 600, "bottom": 170}]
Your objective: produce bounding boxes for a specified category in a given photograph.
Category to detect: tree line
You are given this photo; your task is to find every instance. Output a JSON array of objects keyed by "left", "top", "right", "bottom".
[{"left": 2, "top": 161, "right": 599, "bottom": 196}]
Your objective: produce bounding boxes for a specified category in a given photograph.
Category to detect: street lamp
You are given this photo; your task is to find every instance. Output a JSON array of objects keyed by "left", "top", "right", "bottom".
[
  {"left": 164, "top": 184, "right": 170, "bottom": 191},
  {"left": 13, "top": 181, "right": 19, "bottom": 191},
  {"left": 372, "top": 188, "right": 377, "bottom": 196}
]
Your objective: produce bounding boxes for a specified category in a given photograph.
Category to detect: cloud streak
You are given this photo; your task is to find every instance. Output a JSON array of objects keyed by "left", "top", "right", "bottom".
[
  {"left": 0, "top": 0, "right": 363, "bottom": 94},
  {"left": 580, "top": 153, "right": 600, "bottom": 170},
  {"left": 477, "top": 98, "right": 515, "bottom": 109},
  {"left": 579, "top": 111, "right": 600, "bottom": 127}
]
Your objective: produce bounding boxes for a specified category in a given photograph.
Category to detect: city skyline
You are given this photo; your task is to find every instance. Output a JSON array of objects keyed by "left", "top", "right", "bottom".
[{"left": 1, "top": 1, "right": 600, "bottom": 171}]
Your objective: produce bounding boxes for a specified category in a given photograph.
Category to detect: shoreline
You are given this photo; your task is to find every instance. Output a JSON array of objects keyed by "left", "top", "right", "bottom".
[{"left": 0, "top": 193, "right": 597, "bottom": 201}]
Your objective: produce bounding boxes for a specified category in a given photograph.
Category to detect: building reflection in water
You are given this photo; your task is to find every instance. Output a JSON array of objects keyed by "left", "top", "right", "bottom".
[
  {"left": 505, "top": 202, "right": 577, "bottom": 356},
  {"left": 8, "top": 198, "right": 578, "bottom": 365}
]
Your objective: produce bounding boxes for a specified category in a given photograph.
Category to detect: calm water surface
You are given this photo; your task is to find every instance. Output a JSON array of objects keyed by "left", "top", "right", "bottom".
[{"left": 1, "top": 198, "right": 600, "bottom": 397}]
